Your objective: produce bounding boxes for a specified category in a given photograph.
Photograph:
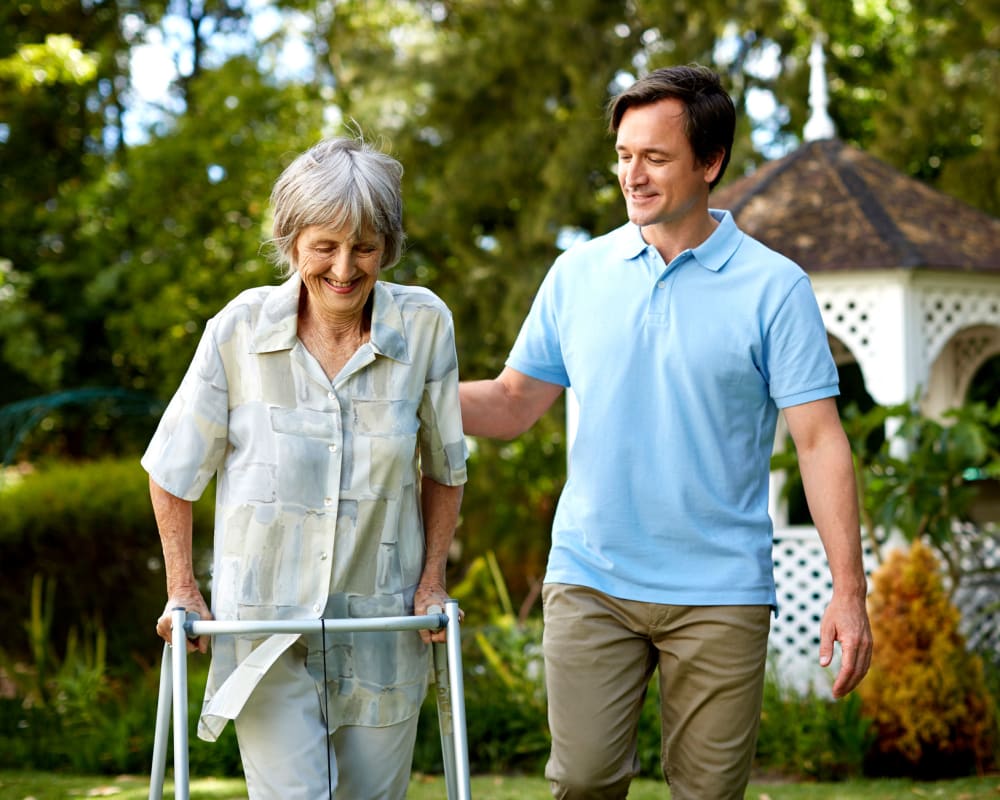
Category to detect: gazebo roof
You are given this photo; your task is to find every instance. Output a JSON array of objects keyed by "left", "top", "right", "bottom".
[{"left": 712, "top": 137, "right": 1000, "bottom": 274}]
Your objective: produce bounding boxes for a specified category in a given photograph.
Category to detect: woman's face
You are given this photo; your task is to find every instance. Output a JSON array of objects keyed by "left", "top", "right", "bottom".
[{"left": 294, "top": 221, "right": 385, "bottom": 324}]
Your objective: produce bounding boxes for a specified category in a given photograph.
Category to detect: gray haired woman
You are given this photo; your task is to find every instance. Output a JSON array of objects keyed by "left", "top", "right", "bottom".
[{"left": 143, "top": 137, "right": 468, "bottom": 799}]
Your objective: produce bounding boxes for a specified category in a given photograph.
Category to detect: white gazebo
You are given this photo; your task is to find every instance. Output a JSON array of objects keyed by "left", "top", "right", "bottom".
[{"left": 712, "top": 40, "right": 1000, "bottom": 690}]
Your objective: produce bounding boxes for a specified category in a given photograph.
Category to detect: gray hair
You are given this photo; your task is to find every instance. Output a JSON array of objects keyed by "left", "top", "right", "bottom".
[{"left": 268, "top": 137, "right": 405, "bottom": 276}]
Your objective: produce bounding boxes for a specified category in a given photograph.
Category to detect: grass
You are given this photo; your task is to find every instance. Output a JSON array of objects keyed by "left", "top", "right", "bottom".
[{"left": 2, "top": 770, "right": 1000, "bottom": 799}]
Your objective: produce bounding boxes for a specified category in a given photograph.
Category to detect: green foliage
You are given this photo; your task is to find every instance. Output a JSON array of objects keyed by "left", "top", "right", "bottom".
[
  {"left": 0, "top": 34, "right": 97, "bottom": 89},
  {"left": 2, "top": 0, "right": 997, "bottom": 406},
  {"left": 103, "top": 60, "right": 324, "bottom": 399},
  {"left": 424, "top": 553, "right": 549, "bottom": 774},
  {"left": 0, "top": 638, "right": 240, "bottom": 775},
  {"left": 0, "top": 0, "right": 132, "bottom": 403},
  {"left": 859, "top": 541, "right": 997, "bottom": 778},
  {"left": 855, "top": 403, "right": 1000, "bottom": 551},
  {"left": 774, "top": 400, "right": 1000, "bottom": 592},
  {"left": 458, "top": 432, "right": 565, "bottom": 607},
  {"left": 0, "top": 561, "right": 239, "bottom": 774},
  {"left": 0, "top": 458, "right": 215, "bottom": 665},
  {"left": 755, "top": 663, "right": 875, "bottom": 781}
]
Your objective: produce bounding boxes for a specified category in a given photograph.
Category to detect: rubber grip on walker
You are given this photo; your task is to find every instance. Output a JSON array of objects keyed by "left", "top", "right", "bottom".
[{"left": 181, "top": 610, "right": 200, "bottom": 641}]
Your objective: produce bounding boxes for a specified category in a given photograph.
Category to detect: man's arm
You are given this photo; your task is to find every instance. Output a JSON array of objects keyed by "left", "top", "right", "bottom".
[
  {"left": 459, "top": 367, "right": 564, "bottom": 440},
  {"left": 149, "top": 477, "right": 213, "bottom": 653},
  {"left": 783, "top": 397, "right": 873, "bottom": 698},
  {"left": 415, "top": 476, "right": 464, "bottom": 643}
]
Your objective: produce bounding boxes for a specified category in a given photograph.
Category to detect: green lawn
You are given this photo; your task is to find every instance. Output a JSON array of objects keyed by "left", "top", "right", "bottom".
[{"left": 3, "top": 771, "right": 1000, "bottom": 799}]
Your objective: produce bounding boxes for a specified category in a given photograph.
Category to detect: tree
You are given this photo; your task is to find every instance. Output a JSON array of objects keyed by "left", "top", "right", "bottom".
[
  {"left": 756, "top": 0, "right": 1000, "bottom": 215},
  {"left": 0, "top": 3, "right": 117, "bottom": 402}
]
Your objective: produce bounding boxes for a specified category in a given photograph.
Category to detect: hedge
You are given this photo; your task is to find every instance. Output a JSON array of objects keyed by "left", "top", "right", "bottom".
[{"left": 0, "top": 458, "right": 215, "bottom": 667}]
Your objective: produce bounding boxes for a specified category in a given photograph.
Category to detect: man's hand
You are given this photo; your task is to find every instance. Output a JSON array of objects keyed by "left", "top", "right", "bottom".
[
  {"left": 156, "top": 585, "right": 213, "bottom": 654},
  {"left": 819, "top": 592, "right": 873, "bottom": 698}
]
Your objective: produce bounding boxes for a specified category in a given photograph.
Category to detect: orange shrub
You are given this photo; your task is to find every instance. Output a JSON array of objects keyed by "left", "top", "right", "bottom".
[{"left": 859, "top": 540, "right": 996, "bottom": 777}]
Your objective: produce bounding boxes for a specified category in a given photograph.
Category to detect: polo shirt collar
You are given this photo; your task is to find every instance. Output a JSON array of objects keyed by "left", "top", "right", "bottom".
[
  {"left": 620, "top": 209, "right": 743, "bottom": 272},
  {"left": 692, "top": 209, "right": 743, "bottom": 272},
  {"left": 251, "top": 274, "right": 410, "bottom": 363},
  {"left": 618, "top": 223, "right": 649, "bottom": 261}
]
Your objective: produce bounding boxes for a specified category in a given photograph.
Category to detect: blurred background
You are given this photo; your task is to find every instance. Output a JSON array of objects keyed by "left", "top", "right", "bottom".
[{"left": 1, "top": 0, "right": 998, "bottom": 783}]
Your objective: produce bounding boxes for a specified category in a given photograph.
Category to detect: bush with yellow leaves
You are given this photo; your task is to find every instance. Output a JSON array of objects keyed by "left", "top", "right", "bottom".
[{"left": 859, "top": 540, "right": 996, "bottom": 777}]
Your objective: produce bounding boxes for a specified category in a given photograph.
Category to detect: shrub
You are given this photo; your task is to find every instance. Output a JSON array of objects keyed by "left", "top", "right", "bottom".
[
  {"left": 754, "top": 662, "right": 874, "bottom": 780},
  {"left": 0, "top": 457, "right": 215, "bottom": 667},
  {"left": 414, "top": 615, "right": 549, "bottom": 776},
  {"left": 415, "top": 553, "right": 550, "bottom": 775},
  {"left": 859, "top": 541, "right": 996, "bottom": 777},
  {"left": 0, "top": 630, "right": 240, "bottom": 776}
]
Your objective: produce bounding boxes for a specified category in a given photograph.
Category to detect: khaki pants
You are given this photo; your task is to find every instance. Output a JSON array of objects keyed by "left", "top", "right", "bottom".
[
  {"left": 234, "top": 643, "right": 420, "bottom": 800},
  {"left": 542, "top": 583, "right": 770, "bottom": 800}
]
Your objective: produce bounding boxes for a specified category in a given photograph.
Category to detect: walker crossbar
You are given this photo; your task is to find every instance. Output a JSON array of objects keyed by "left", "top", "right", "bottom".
[
  {"left": 148, "top": 599, "right": 471, "bottom": 800},
  {"left": 186, "top": 614, "right": 448, "bottom": 636}
]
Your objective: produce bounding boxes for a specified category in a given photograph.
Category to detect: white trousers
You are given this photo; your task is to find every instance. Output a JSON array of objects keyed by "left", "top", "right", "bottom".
[{"left": 233, "top": 643, "right": 420, "bottom": 800}]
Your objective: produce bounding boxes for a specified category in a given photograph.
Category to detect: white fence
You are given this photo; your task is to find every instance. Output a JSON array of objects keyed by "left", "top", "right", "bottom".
[{"left": 769, "top": 525, "right": 1000, "bottom": 696}]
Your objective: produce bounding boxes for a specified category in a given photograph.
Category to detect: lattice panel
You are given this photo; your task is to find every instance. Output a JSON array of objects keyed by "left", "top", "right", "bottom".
[
  {"left": 951, "top": 524, "right": 1000, "bottom": 656},
  {"left": 920, "top": 287, "right": 1000, "bottom": 366},
  {"left": 769, "top": 527, "right": 999, "bottom": 694},
  {"left": 815, "top": 286, "right": 880, "bottom": 366},
  {"left": 769, "top": 529, "right": 879, "bottom": 692},
  {"left": 952, "top": 328, "right": 1000, "bottom": 379}
]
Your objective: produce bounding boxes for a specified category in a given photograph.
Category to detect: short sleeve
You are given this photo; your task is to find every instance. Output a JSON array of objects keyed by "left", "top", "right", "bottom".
[
  {"left": 506, "top": 266, "right": 570, "bottom": 387},
  {"left": 416, "top": 308, "right": 468, "bottom": 486},
  {"left": 764, "top": 276, "right": 839, "bottom": 408},
  {"left": 141, "top": 320, "right": 230, "bottom": 500}
]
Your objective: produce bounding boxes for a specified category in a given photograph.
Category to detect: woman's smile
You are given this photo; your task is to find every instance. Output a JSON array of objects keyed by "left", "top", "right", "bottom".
[
  {"left": 294, "top": 222, "right": 385, "bottom": 322},
  {"left": 324, "top": 275, "right": 361, "bottom": 293}
]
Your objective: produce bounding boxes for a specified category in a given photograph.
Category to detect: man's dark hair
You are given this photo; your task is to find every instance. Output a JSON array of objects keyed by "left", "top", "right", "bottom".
[{"left": 607, "top": 64, "right": 735, "bottom": 190}]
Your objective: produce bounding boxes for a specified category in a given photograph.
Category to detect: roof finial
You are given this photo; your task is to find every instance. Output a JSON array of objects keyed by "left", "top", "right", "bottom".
[{"left": 803, "top": 36, "right": 836, "bottom": 141}]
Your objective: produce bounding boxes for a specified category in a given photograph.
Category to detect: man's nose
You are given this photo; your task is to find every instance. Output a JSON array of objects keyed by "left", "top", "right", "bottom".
[{"left": 625, "top": 161, "right": 646, "bottom": 187}]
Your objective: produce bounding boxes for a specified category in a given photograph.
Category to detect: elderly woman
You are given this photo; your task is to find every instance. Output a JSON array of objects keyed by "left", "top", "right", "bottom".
[{"left": 142, "top": 137, "right": 467, "bottom": 800}]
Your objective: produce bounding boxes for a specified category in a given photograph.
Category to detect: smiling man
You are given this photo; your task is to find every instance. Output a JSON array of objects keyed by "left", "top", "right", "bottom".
[{"left": 459, "top": 65, "right": 873, "bottom": 800}]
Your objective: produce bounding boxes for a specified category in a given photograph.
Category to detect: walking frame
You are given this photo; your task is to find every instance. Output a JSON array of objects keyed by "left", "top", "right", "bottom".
[{"left": 148, "top": 599, "right": 472, "bottom": 800}]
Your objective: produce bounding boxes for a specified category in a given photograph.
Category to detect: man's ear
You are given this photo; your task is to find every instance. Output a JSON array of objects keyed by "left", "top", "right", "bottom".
[{"left": 703, "top": 149, "right": 725, "bottom": 185}]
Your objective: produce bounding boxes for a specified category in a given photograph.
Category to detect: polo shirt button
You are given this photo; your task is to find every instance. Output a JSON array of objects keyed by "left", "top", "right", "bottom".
[
  {"left": 328, "top": 444, "right": 338, "bottom": 452},
  {"left": 657, "top": 280, "right": 667, "bottom": 289},
  {"left": 327, "top": 391, "right": 335, "bottom": 400},
  {"left": 319, "top": 552, "right": 328, "bottom": 560},
  {"left": 323, "top": 497, "right": 333, "bottom": 507},
  {"left": 313, "top": 604, "right": 322, "bottom": 613}
]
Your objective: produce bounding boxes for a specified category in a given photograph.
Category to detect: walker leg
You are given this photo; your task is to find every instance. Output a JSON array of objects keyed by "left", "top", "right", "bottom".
[
  {"left": 148, "top": 643, "right": 173, "bottom": 800},
  {"left": 171, "top": 608, "right": 191, "bottom": 800},
  {"left": 432, "top": 642, "right": 458, "bottom": 800},
  {"left": 444, "top": 600, "right": 472, "bottom": 800}
]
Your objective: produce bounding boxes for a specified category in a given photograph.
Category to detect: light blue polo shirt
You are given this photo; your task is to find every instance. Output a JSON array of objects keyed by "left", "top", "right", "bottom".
[{"left": 507, "top": 210, "right": 838, "bottom": 609}]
